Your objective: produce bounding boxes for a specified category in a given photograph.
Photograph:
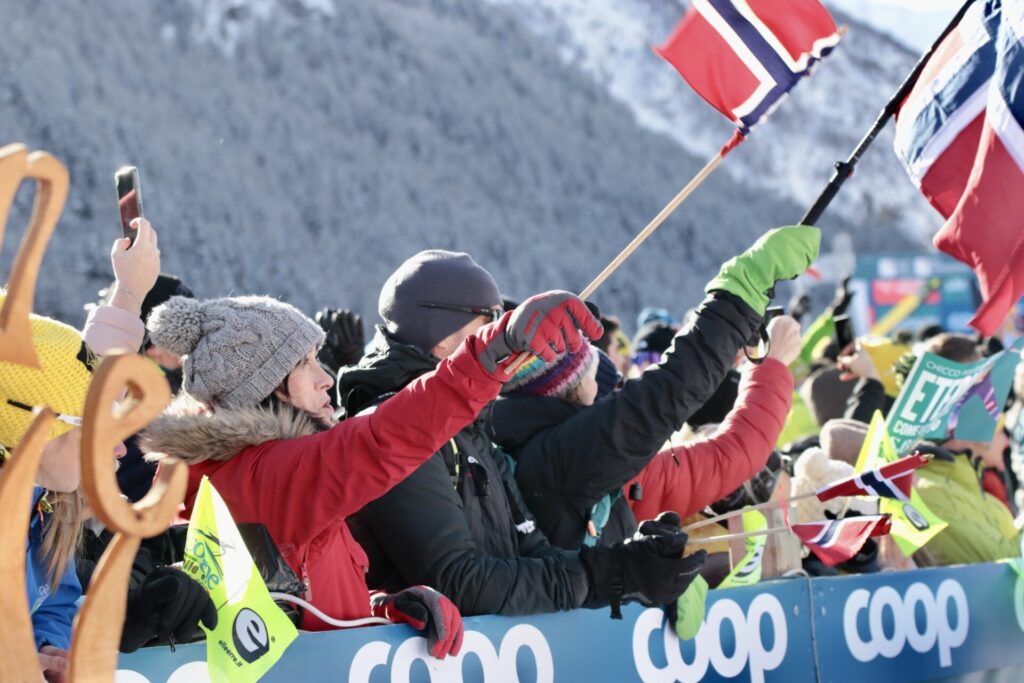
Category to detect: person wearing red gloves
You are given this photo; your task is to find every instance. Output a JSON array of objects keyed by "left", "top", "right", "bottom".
[
  {"left": 141, "top": 287, "right": 601, "bottom": 655},
  {"left": 341, "top": 250, "right": 707, "bottom": 621}
]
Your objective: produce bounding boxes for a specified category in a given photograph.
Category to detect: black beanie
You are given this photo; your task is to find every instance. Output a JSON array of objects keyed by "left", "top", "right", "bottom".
[
  {"left": 379, "top": 250, "right": 502, "bottom": 352},
  {"left": 632, "top": 322, "right": 677, "bottom": 356},
  {"left": 141, "top": 274, "right": 195, "bottom": 324}
]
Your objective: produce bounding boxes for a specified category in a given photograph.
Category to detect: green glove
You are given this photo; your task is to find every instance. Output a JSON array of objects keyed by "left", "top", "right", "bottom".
[
  {"left": 705, "top": 226, "right": 821, "bottom": 315},
  {"left": 673, "top": 574, "right": 709, "bottom": 641}
]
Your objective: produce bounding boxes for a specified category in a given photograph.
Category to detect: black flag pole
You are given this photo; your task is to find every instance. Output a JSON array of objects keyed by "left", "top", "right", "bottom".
[{"left": 799, "top": 0, "right": 978, "bottom": 226}]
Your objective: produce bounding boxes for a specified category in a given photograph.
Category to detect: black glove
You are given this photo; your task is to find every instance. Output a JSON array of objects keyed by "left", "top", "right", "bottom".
[
  {"left": 120, "top": 567, "right": 218, "bottom": 653},
  {"left": 579, "top": 515, "right": 706, "bottom": 619},
  {"left": 787, "top": 294, "right": 811, "bottom": 324},
  {"left": 315, "top": 307, "right": 366, "bottom": 373}
]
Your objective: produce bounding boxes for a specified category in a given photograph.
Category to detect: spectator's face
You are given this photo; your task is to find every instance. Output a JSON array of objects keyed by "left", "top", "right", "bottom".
[
  {"left": 571, "top": 360, "right": 600, "bottom": 407},
  {"left": 280, "top": 346, "right": 335, "bottom": 422},
  {"left": 430, "top": 312, "right": 500, "bottom": 360},
  {"left": 37, "top": 428, "right": 82, "bottom": 492},
  {"left": 607, "top": 337, "right": 629, "bottom": 376}
]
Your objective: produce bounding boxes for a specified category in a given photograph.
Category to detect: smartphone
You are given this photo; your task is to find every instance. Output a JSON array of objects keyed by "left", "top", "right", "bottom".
[
  {"left": 115, "top": 166, "right": 144, "bottom": 246},
  {"left": 834, "top": 314, "right": 855, "bottom": 352}
]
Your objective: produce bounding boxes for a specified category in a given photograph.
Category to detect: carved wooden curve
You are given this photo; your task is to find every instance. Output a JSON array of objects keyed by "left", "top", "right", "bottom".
[
  {"left": 70, "top": 353, "right": 186, "bottom": 682},
  {"left": 0, "top": 143, "right": 68, "bottom": 367},
  {"left": 0, "top": 144, "right": 183, "bottom": 682},
  {"left": 0, "top": 409, "right": 59, "bottom": 682}
]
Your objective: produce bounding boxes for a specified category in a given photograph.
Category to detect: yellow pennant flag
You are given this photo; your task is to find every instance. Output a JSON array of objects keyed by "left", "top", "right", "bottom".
[
  {"left": 853, "top": 411, "right": 947, "bottom": 555},
  {"left": 183, "top": 476, "right": 298, "bottom": 683},
  {"left": 718, "top": 510, "right": 768, "bottom": 589}
]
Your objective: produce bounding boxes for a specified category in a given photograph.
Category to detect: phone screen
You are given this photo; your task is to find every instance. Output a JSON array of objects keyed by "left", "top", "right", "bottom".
[
  {"left": 115, "top": 167, "right": 143, "bottom": 245},
  {"left": 834, "top": 314, "right": 855, "bottom": 352}
]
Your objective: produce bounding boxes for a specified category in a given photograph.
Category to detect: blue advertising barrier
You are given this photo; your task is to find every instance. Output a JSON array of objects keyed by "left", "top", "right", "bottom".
[{"left": 117, "top": 563, "right": 1024, "bottom": 682}]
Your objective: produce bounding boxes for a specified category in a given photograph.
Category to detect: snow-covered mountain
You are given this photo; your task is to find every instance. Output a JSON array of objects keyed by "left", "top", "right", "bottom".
[
  {"left": 480, "top": 0, "right": 941, "bottom": 244},
  {"left": 0, "top": 0, "right": 922, "bottom": 329}
]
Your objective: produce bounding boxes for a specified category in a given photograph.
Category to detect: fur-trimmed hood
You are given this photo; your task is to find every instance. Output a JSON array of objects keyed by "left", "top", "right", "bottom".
[{"left": 141, "top": 394, "right": 323, "bottom": 465}]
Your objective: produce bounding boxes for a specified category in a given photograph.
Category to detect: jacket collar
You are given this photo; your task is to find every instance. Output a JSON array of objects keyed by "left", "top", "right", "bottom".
[
  {"left": 336, "top": 326, "right": 439, "bottom": 417},
  {"left": 140, "top": 393, "right": 322, "bottom": 466}
]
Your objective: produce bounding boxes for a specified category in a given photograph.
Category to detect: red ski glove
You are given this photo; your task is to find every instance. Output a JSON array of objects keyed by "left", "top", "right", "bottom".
[
  {"left": 472, "top": 290, "right": 603, "bottom": 377},
  {"left": 370, "top": 586, "right": 464, "bottom": 659}
]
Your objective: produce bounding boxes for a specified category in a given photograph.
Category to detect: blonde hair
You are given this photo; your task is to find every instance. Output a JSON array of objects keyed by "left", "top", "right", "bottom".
[
  {"left": 39, "top": 490, "right": 86, "bottom": 592},
  {"left": 0, "top": 450, "right": 86, "bottom": 592}
]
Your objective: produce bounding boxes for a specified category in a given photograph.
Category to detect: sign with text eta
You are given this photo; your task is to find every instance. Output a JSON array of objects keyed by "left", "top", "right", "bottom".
[{"left": 886, "top": 338, "right": 1023, "bottom": 454}]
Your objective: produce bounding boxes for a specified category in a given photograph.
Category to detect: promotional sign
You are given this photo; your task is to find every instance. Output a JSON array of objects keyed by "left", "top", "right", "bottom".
[
  {"left": 886, "top": 338, "right": 1024, "bottom": 455},
  {"left": 850, "top": 254, "right": 982, "bottom": 336},
  {"left": 117, "top": 565, "right": 1024, "bottom": 683},
  {"left": 718, "top": 511, "right": 768, "bottom": 588},
  {"left": 813, "top": 563, "right": 1024, "bottom": 682},
  {"left": 855, "top": 412, "right": 947, "bottom": 556},
  {"left": 183, "top": 477, "right": 298, "bottom": 682}
]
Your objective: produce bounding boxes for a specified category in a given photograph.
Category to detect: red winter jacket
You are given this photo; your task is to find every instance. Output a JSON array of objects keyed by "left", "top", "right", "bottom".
[
  {"left": 628, "top": 358, "right": 793, "bottom": 522},
  {"left": 143, "top": 337, "right": 503, "bottom": 631}
]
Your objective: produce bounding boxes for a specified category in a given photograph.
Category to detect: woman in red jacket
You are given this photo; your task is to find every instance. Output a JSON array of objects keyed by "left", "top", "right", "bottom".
[
  {"left": 628, "top": 337, "right": 795, "bottom": 522},
  {"left": 140, "top": 291, "right": 600, "bottom": 657}
]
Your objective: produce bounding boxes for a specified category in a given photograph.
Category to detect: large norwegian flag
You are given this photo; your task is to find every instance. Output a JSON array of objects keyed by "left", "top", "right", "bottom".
[
  {"left": 655, "top": 0, "right": 841, "bottom": 138},
  {"left": 893, "top": 1, "right": 1024, "bottom": 336},
  {"left": 814, "top": 452, "right": 931, "bottom": 503},
  {"left": 791, "top": 515, "right": 892, "bottom": 567}
]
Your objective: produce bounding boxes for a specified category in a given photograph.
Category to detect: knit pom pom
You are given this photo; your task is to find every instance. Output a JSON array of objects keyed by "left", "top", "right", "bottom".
[{"left": 147, "top": 296, "right": 205, "bottom": 356}]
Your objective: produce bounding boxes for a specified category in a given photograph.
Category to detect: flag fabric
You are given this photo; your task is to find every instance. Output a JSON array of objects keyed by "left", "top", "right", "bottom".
[
  {"left": 791, "top": 514, "right": 892, "bottom": 567},
  {"left": 814, "top": 453, "right": 930, "bottom": 503},
  {"left": 893, "top": 1, "right": 1024, "bottom": 336},
  {"left": 853, "top": 411, "right": 948, "bottom": 555},
  {"left": 719, "top": 510, "right": 768, "bottom": 588},
  {"left": 655, "top": 0, "right": 841, "bottom": 138},
  {"left": 183, "top": 476, "right": 298, "bottom": 683}
]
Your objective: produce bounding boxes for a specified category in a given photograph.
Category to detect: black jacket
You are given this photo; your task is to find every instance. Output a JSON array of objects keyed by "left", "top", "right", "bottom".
[
  {"left": 338, "top": 329, "right": 589, "bottom": 616},
  {"left": 491, "top": 292, "right": 761, "bottom": 550}
]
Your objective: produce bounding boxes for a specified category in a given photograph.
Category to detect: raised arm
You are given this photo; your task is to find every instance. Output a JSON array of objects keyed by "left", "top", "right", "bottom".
[{"left": 628, "top": 356, "right": 794, "bottom": 521}]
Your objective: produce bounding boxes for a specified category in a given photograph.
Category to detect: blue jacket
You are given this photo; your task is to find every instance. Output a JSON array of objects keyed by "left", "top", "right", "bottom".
[{"left": 26, "top": 487, "right": 81, "bottom": 650}]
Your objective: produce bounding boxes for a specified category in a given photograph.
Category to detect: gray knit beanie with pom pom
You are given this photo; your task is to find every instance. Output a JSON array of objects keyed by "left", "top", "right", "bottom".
[{"left": 147, "top": 295, "right": 324, "bottom": 409}]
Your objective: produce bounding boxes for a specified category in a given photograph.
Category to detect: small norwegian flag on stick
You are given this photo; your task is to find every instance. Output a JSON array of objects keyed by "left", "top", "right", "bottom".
[
  {"left": 790, "top": 515, "right": 893, "bottom": 567},
  {"left": 814, "top": 452, "right": 931, "bottom": 503}
]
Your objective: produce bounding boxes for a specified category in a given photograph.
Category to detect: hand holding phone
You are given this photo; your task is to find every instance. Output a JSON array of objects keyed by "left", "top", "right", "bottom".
[
  {"left": 115, "top": 166, "right": 144, "bottom": 246},
  {"left": 833, "top": 314, "right": 855, "bottom": 354}
]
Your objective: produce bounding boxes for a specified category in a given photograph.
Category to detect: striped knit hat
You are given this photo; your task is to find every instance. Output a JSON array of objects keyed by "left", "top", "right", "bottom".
[{"left": 502, "top": 343, "right": 599, "bottom": 399}]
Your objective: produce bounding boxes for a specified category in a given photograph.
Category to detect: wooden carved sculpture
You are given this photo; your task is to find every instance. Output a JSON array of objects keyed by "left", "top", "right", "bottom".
[
  {"left": 70, "top": 353, "right": 187, "bottom": 682},
  {"left": 0, "top": 143, "right": 186, "bottom": 682},
  {"left": 0, "top": 409, "right": 60, "bottom": 682},
  {"left": 0, "top": 143, "right": 68, "bottom": 367}
]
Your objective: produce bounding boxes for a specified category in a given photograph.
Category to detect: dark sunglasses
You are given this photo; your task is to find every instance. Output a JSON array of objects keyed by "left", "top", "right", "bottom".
[{"left": 417, "top": 301, "right": 503, "bottom": 323}]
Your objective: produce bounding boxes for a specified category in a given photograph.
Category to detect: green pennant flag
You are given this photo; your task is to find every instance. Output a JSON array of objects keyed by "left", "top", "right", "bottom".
[
  {"left": 718, "top": 510, "right": 768, "bottom": 589},
  {"left": 853, "top": 411, "right": 947, "bottom": 555},
  {"left": 183, "top": 476, "right": 298, "bottom": 683}
]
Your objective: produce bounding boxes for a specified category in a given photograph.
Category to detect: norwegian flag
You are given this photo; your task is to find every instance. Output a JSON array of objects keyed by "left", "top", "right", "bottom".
[
  {"left": 893, "top": 1, "right": 1024, "bottom": 336},
  {"left": 655, "top": 0, "right": 841, "bottom": 141},
  {"left": 814, "top": 453, "right": 931, "bottom": 503},
  {"left": 791, "top": 515, "right": 892, "bottom": 567}
]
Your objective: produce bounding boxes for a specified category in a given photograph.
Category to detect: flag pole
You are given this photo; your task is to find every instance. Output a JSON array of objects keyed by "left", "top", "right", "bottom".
[
  {"left": 503, "top": 132, "right": 742, "bottom": 376},
  {"left": 682, "top": 490, "right": 819, "bottom": 533},
  {"left": 688, "top": 525, "right": 791, "bottom": 545},
  {"left": 798, "top": 0, "right": 978, "bottom": 226}
]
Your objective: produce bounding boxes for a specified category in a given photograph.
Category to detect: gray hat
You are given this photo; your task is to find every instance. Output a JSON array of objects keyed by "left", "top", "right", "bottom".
[
  {"left": 378, "top": 250, "right": 502, "bottom": 352},
  {"left": 147, "top": 295, "right": 325, "bottom": 409}
]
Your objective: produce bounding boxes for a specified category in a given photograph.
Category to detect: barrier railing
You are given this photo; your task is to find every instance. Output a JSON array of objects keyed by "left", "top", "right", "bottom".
[{"left": 116, "top": 561, "right": 1024, "bottom": 682}]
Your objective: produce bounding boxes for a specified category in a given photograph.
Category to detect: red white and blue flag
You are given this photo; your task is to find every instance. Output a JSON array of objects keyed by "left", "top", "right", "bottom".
[
  {"left": 894, "top": 0, "right": 1024, "bottom": 336},
  {"left": 814, "top": 452, "right": 930, "bottom": 503},
  {"left": 791, "top": 514, "right": 892, "bottom": 567},
  {"left": 655, "top": 0, "right": 841, "bottom": 142}
]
